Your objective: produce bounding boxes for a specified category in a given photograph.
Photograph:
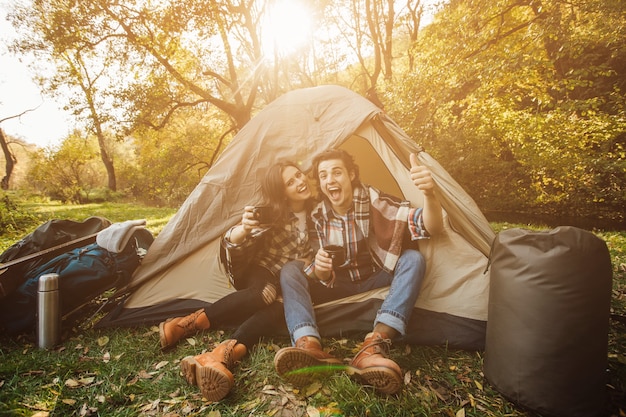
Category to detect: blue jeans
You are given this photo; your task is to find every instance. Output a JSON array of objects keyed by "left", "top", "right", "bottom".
[{"left": 279, "top": 249, "right": 426, "bottom": 344}]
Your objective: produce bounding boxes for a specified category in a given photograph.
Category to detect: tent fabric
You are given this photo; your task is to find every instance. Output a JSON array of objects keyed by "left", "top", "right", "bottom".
[{"left": 99, "top": 85, "right": 495, "bottom": 350}]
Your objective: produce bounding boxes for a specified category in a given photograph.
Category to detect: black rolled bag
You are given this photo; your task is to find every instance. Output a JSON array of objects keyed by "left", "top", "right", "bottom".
[{"left": 484, "top": 226, "right": 613, "bottom": 417}]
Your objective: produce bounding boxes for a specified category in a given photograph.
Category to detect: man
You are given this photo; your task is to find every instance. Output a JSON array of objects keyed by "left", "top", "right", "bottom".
[{"left": 273, "top": 148, "right": 444, "bottom": 395}]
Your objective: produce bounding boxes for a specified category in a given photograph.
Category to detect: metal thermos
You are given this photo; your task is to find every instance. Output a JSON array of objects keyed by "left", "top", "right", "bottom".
[{"left": 37, "top": 273, "right": 60, "bottom": 349}]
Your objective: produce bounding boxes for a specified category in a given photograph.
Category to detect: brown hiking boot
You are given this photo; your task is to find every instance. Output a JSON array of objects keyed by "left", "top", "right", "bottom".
[
  {"left": 274, "top": 336, "right": 343, "bottom": 386},
  {"left": 180, "top": 339, "right": 247, "bottom": 402},
  {"left": 159, "top": 309, "right": 210, "bottom": 352},
  {"left": 347, "top": 332, "right": 403, "bottom": 394}
]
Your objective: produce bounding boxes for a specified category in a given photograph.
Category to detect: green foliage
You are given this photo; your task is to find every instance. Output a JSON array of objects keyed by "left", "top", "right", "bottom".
[
  {"left": 26, "top": 133, "right": 106, "bottom": 203},
  {"left": 124, "top": 107, "right": 233, "bottom": 206},
  {"left": 5, "top": 0, "right": 625, "bottom": 223},
  {"left": 388, "top": 0, "right": 626, "bottom": 221},
  {"left": 0, "top": 192, "right": 39, "bottom": 245}
]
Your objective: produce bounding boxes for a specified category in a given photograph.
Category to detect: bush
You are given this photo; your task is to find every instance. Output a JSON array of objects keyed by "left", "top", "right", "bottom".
[{"left": 0, "top": 192, "right": 39, "bottom": 235}]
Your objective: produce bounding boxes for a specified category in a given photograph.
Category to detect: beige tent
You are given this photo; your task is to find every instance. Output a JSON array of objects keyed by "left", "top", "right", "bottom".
[{"left": 99, "top": 85, "right": 495, "bottom": 350}]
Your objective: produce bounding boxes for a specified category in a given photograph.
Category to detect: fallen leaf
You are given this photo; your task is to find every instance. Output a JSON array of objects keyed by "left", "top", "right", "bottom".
[
  {"left": 207, "top": 411, "right": 221, "bottom": 417},
  {"left": 319, "top": 405, "right": 343, "bottom": 415},
  {"left": 145, "top": 399, "right": 160, "bottom": 411},
  {"left": 31, "top": 412, "right": 49, "bottom": 417},
  {"left": 306, "top": 405, "right": 320, "bottom": 417},
  {"left": 474, "top": 380, "right": 483, "bottom": 390},
  {"left": 456, "top": 408, "right": 465, "bottom": 417},
  {"left": 262, "top": 388, "right": 281, "bottom": 396},
  {"left": 78, "top": 377, "right": 95, "bottom": 385},
  {"left": 138, "top": 370, "right": 153, "bottom": 379},
  {"left": 65, "top": 378, "right": 80, "bottom": 388},
  {"left": 62, "top": 399, "right": 77, "bottom": 405},
  {"left": 155, "top": 360, "right": 169, "bottom": 370},
  {"left": 404, "top": 371, "right": 411, "bottom": 385},
  {"left": 102, "top": 352, "right": 111, "bottom": 363},
  {"left": 186, "top": 338, "right": 196, "bottom": 346},
  {"left": 97, "top": 336, "right": 109, "bottom": 346},
  {"left": 79, "top": 402, "right": 97, "bottom": 416},
  {"left": 304, "top": 381, "right": 322, "bottom": 397}
]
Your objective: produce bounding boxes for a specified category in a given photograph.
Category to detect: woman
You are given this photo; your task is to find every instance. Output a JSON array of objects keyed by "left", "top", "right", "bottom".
[{"left": 158, "top": 160, "right": 314, "bottom": 401}]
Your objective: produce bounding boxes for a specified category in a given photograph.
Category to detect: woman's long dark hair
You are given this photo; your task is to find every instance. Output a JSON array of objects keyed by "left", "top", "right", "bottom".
[{"left": 262, "top": 160, "right": 313, "bottom": 221}]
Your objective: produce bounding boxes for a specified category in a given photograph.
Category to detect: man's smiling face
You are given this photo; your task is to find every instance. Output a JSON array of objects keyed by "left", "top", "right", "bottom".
[{"left": 317, "top": 158, "right": 355, "bottom": 215}]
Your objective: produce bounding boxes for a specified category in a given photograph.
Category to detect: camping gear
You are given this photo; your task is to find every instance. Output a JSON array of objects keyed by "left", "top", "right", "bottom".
[
  {"left": 97, "top": 85, "right": 494, "bottom": 350},
  {"left": 0, "top": 226, "right": 154, "bottom": 335},
  {"left": 37, "top": 273, "right": 61, "bottom": 349},
  {"left": 484, "top": 226, "right": 613, "bottom": 417},
  {"left": 0, "top": 216, "right": 111, "bottom": 299}
]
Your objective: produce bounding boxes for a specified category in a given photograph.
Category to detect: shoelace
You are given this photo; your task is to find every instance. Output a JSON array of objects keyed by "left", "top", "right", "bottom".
[{"left": 354, "top": 336, "right": 392, "bottom": 360}]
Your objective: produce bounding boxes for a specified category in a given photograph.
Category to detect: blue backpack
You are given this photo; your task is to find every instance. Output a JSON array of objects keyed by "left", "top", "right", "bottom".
[{"left": 0, "top": 228, "right": 153, "bottom": 335}]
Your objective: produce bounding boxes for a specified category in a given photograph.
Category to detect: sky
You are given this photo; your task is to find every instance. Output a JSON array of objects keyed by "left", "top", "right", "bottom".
[{"left": 0, "top": 3, "right": 73, "bottom": 148}]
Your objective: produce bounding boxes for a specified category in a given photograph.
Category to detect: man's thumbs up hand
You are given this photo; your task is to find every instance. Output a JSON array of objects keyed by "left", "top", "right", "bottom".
[{"left": 409, "top": 153, "right": 435, "bottom": 196}]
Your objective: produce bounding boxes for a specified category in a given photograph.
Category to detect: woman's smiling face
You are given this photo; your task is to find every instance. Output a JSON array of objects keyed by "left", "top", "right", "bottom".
[{"left": 282, "top": 165, "right": 311, "bottom": 205}]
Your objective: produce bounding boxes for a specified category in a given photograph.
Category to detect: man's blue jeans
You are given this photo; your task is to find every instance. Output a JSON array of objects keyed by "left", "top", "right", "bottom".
[{"left": 279, "top": 249, "right": 426, "bottom": 344}]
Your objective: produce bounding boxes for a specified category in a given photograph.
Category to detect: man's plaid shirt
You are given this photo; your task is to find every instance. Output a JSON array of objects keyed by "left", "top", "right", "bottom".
[{"left": 304, "top": 184, "right": 429, "bottom": 283}]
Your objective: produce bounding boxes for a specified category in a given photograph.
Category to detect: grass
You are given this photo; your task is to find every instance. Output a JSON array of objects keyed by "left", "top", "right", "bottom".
[{"left": 0, "top": 199, "right": 624, "bottom": 416}]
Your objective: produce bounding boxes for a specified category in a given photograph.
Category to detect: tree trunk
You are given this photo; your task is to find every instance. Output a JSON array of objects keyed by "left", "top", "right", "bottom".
[{"left": 0, "top": 129, "right": 16, "bottom": 190}]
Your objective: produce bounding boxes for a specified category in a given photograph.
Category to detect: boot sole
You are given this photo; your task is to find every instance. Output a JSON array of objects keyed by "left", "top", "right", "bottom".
[
  {"left": 196, "top": 362, "right": 233, "bottom": 402},
  {"left": 273, "top": 347, "right": 343, "bottom": 387},
  {"left": 346, "top": 365, "right": 403, "bottom": 395},
  {"left": 180, "top": 356, "right": 198, "bottom": 386}
]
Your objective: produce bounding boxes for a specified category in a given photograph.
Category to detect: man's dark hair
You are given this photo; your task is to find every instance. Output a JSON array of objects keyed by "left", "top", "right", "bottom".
[{"left": 311, "top": 148, "right": 360, "bottom": 188}]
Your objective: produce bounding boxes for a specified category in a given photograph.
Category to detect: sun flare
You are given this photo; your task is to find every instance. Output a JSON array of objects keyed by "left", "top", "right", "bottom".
[{"left": 261, "top": 0, "right": 313, "bottom": 57}]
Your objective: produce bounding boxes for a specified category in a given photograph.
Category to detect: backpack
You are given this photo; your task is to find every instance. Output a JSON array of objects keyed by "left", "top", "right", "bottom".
[
  {"left": 0, "top": 228, "right": 153, "bottom": 335},
  {"left": 0, "top": 217, "right": 111, "bottom": 299},
  {"left": 483, "top": 226, "right": 613, "bottom": 417}
]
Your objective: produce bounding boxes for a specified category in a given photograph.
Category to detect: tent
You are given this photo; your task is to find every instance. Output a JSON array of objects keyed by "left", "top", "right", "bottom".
[{"left": 98, "top": 85, "right": 495, "bottom": 350}]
